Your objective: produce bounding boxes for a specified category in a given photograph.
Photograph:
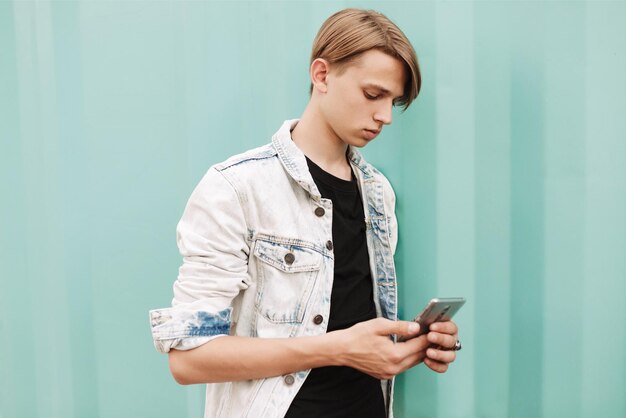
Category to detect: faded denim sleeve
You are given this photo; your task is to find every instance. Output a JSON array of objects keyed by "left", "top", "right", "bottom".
[{"left": 149, "top": 167, "right": 250, "bottom": 354}]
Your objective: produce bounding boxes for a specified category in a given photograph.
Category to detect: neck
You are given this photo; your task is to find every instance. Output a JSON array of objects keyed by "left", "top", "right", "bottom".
[{"left": 290, "top": 103, "right": 352, "bottom": 180}]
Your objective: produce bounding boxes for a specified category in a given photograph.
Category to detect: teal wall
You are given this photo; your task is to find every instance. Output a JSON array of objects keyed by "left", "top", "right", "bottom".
[{"left": 1, "top": 1, "right": 625, "bottom": 417}]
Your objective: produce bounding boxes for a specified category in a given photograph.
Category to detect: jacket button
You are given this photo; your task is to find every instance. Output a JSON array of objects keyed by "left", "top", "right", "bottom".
[
  {"left": 326, "top": 240, "right": 333, "bottom": 251},
  {"left": 284, "top": 374, "right": 295, "bottom": 385},
  {"left": 314, "top": 207, "right": 325, "bottom": 217},
  {"left": 284, "top": 252, "right": 295, "bottom": 265},
  {"left": 313, "top": 314, "right": 323, "bottom": 325}
]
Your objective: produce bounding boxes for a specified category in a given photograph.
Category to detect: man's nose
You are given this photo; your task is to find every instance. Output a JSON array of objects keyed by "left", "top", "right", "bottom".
[{"left": 374, "top": 101, "right": 393, "bottom": 125}]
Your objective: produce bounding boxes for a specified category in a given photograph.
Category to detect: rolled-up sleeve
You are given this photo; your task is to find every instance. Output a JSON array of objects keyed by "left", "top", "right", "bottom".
[{"left": 149, "top": 167, "right": 250, "bottom": 354}]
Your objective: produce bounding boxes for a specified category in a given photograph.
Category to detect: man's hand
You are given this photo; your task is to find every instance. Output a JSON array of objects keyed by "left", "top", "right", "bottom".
[
  {"left": 423, "top": 320, "right": 459, "bottom": 373},
  {"left": 334, "top": 318, "right": 430, "bottom": 380}
]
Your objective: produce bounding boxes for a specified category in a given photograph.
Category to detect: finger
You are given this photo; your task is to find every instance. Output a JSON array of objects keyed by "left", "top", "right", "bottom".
[
  {"left": 428, "top": 320, "right": 458, "bottom": 335},
  {"left": 383, "top": 320, "right": 420, "bottom": 338},
  {"left": 427, "top": 331, "right": 457, "bottom": 349},
  {"left": 424, "top": 357, "right": 449, "bottom": 373},
  {"left": 399, "top": 334, "right": 430, "bottom": 353},
  {"left": 426, "top": 347, "right": 456, "bottom": 364}
]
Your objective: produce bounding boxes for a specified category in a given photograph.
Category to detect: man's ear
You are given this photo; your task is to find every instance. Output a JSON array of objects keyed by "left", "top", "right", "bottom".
[{"left": 310, "top": 58, "right": 330, "bottom": 94}]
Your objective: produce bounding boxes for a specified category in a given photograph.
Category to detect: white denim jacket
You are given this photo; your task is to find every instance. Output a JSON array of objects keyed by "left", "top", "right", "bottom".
[{"left": 149, "top": 119, "right": 399, "bottom": 418}]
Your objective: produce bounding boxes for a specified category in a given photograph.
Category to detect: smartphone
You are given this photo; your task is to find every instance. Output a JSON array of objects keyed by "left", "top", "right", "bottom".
[{"left": 398, "top": 297, "right": 465, "bottom": 342}]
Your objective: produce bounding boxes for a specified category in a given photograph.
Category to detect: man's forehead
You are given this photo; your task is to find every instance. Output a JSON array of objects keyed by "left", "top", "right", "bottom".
[{"left": 350, "top": 51, "right": 406, "bottom": 96}]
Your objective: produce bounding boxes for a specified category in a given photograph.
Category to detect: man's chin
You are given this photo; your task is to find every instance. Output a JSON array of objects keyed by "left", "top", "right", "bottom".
[{"left": 343, "top": 138, "right": 368, "bottom": 149}]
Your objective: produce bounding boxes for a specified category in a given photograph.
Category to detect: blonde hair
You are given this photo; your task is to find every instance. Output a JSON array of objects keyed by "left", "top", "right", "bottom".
[{"left": 309, "top": 8, "right": 421, "bottom": 111}]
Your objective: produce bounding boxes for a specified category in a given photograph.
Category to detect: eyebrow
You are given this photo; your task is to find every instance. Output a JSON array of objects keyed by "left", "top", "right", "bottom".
[{"left": 363, "top": 83, "right": 403, "bottom": 99}]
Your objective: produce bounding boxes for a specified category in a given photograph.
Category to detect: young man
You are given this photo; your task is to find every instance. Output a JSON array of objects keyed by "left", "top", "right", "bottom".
[{"left": 149, "top": 8, "right": 460, "bottom": 418}]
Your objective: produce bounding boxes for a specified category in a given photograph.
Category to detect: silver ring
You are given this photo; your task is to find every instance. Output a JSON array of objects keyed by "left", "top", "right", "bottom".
[{"left": 452, "top": 340, "right": 462, "bottom": 351}]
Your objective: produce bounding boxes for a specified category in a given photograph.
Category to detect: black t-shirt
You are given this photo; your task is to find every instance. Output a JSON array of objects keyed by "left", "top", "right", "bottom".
[{"left": 284, "top": 157, "right": 385, "bottom": 418}]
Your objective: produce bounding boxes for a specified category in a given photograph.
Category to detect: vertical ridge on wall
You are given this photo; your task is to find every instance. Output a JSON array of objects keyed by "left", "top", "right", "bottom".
[
  {"left": 434, "top": 1, "right": 476, "bottom": 417},
  {"left": 0, "top": 1, "right": 38, "bottom": 418},
  {"left": 581, "top": 2, "right": 626, "bottom": 418},
  {"left": 52, "top": 1, "right": 100, "bottom": 417},
  {"left": 474, "top": 2, "right": 512, "bottom": 417},
  {"left": 12, "top": 1, "right": 76, "bottom": 416},
  {"left": 508, "top": 2, "right": 546, "bottom": 417},
  {"left": 541, "top": 2, "right": 586, "bottom": 417}
]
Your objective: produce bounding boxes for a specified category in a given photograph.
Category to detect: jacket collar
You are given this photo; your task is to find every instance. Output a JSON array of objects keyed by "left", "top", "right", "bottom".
[{"left": 271, "top": 119, "right": 374, "bottom": 199}]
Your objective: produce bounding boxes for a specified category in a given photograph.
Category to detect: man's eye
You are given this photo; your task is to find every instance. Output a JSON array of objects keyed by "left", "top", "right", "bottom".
[{"left": 364, "top": 92, "right": 379, "bottom": 100}]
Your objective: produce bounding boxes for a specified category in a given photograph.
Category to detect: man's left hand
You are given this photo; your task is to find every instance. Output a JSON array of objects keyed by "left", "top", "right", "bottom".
[{"left": 423, "top": 320, "right": 459, "bottom": 373}]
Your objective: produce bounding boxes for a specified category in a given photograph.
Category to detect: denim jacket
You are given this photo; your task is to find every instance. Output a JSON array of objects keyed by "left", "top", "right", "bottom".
[{"left": 149, "top": 119, "right": 399, "bottom": 418}]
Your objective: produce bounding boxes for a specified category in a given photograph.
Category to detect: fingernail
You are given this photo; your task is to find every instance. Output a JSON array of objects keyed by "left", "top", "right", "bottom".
[{"left": 409, "top": 322, "right": 419, "bottom": 333}]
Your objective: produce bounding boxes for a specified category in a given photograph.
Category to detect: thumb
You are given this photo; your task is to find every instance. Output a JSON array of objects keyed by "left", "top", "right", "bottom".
[{"left": 389, "top": 320, "right": 420, "bottom": 337}]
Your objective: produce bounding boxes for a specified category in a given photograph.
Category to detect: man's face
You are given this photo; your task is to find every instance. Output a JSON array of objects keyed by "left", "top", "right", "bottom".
[{"left": 318, "top": 49, "right": 407, "bottom": 148}]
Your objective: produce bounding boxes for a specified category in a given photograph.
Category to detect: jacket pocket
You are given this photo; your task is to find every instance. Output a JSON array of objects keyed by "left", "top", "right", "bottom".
[{"left": 253, "top": 237, "right": 322, "bottom": 324}]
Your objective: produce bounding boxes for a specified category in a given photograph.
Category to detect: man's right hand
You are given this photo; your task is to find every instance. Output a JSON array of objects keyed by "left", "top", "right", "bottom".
[{"left": 333, "top": 318, "right": 430, "bottom": 380}]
